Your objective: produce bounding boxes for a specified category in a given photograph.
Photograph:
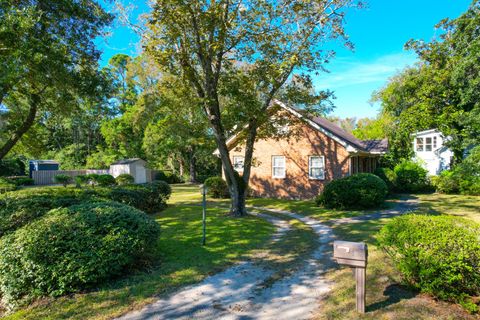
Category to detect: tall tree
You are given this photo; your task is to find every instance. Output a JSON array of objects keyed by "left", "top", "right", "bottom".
[
  {"left": 146, "top": 0, "right": 361, "bottom": 216},
  {"left": 374, "top": 1, "right": 480, "bottom": 162},
  {"left": 143, "top": 75, "right": 217, "bottom": 182},
  {"left": 0, "top": 0, "right": 112, "bottom": 159}
]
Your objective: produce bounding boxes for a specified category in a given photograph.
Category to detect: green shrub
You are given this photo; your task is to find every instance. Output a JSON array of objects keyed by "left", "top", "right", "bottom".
[
  {"left": 456, "top": 147, "right": 480, "bottom": 195},
  {"left": 0, "top": 188, "right": 102, "bottom": 236},
  {"left": 5, "top": 176, "right": 34, "bottom": 186},
  {"left": 95, "top": 174, "right": 116, "bottom": 187},
  {"left": 393, "top": 160, "right": 430, "bottom": 193},
  {"left": 0, "top": 178, "right": 16, "bottom": 194},
  {"left": 316, "top": 173, "right": 388, "bottom": 209},
  {"left": 204, "top": 176, "right": 229, "bottom": 198},
  {"left": 378, "top": 215, "right": 480, "bottom": 312},
  {"left": 110, "top": 181, "right": 171, "bottom": 214},
  {"left": 116, "top": 173, "right": 134, "bottom": 185},
  {"left": 0, "top": 158, "right": 25, "bottom": 177},
  {"left": 149, "top": 180, "right": 172, "bottom": 201},
  {"left": 0, "top": 201, "right": 160, "bottom": 309},
  {"left": 431, "top": 147, "right": 480, "bottom": 196},
  {"left": 431, "top": 170, "right": 460, "bottom": 194},
  {"left": 154, "top": 171, "right": 183, "bottom": 184},
  {"left": 86, "top": 173, "right": 100, "bottom": 187},
  {"left": 374, "top": 167, "right": 396, "bottom": 192},
  {"left": 74, "top": 175, "right": 90, "bottom": 187},
  {"left": 53, "top": 174, "right": 72, "bottom": 187}
]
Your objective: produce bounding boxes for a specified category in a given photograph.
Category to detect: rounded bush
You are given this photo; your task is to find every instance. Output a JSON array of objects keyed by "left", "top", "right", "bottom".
[
  {"left": 53, "top": 174, "right": 72, "bottom": 187},
  {"left": 116, "top": 173, "right": 134, "bottom": 185},
  {"left": 0, "top": 201, "right": 160, "bottom": 309},
  {"left": 316, "top": 173, "right": 388, "bottom": 209},
  {"left": 110, "top": 181, "right": 171, "bottom": 213},
  {"left": 394, "top": 160, "right": 429, "bottom": 193},
  {"left": 204, "top": 176, "right": 229, "bottom": 198},
  {"left": 95, "top": 174, "right": 116, "bottom": 187},
  {"left": 378, "top": 214, "right": 480, "bottom": 312}
]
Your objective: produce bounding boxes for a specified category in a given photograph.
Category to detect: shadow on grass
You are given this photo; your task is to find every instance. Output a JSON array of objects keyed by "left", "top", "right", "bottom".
[{"left": 367, "top": 284, "right": 418, "bottom": 312}]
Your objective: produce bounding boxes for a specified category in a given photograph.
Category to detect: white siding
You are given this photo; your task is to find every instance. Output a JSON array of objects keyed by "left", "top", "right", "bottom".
[{"left": 413, "top": 130, "right": 453, "bottom": 175}]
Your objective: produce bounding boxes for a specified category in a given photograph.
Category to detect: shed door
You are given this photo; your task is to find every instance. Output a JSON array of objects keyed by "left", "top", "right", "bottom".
[{"left": 136, "top": 164, "right": 147, "bottom": 184}]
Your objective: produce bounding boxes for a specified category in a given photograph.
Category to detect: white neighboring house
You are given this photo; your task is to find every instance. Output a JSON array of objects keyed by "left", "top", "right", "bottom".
[
  {"left": 412, "top": 129, "right": 454, "bottom": 176},
  {"left": 109, "top": 158, "right": 149, "bottom": 184}
]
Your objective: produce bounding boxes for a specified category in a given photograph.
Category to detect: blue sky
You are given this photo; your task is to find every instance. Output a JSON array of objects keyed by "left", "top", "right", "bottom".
[{"left": 97, "top": 0, "right": 472, "bottom": 118}]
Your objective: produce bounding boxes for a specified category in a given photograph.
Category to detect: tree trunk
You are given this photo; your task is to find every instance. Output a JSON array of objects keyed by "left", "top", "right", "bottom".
[
  {"left": 189, "top": 148, "right": 197, "bottom": 183},
  {"left": 178, "top": 157, "right": 184, "bottom": 177},
  {"left": 0, "top": 94, "right": 39, "bottom": 160}
]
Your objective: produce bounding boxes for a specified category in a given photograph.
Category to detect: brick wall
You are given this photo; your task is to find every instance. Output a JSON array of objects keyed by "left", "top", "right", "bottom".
[{"left": 230, "top": 122, "right": 350, "bottom": 199}]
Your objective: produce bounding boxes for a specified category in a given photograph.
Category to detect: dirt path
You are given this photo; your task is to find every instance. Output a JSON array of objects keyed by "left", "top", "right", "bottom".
[
  {"left": 117, "top": 209, "right": 334, "bottom": 320},
  {"left": 117, "top": 199, "right": 416, "bottom": 320}
]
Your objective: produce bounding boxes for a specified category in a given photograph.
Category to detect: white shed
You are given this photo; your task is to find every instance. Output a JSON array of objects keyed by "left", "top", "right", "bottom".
[
  {"left": 110, "top": 158, "right": 149, "bottom": 184},
  {"left": 412, "top": 129, "right": 454, "bottom": 176}
]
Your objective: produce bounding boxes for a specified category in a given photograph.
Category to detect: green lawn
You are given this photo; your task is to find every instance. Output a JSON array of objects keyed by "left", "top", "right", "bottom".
[
  {"left": 3, "top": 186, "right": 479, "bottom": 320},
  {"left": 2, "top": 184, "right": 275, "bottom": 320},
  {"left": 242, "top": 192, "right": 480, "bottom": 319},
  {"left": 312, "top": 193, "right": 480, "bottom": 320},
  {"left": 416, "top": 193, "right": 480, "bottom": 223}
]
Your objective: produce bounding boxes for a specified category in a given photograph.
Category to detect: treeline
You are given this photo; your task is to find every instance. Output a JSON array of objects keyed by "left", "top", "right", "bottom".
[
  {"left": 336, "top": 2, "right": 480, "bottom": 167},
  {"left": 1, "top": 53, "right": 219, "bottom": 181},
  {"left": 0, "top": 1, "right": 219, "bottom": 181}
]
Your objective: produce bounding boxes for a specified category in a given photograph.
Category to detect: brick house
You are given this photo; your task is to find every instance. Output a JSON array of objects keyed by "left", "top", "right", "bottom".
[{"left": 217, "top": 100, "right": 388, "bottom": 199}]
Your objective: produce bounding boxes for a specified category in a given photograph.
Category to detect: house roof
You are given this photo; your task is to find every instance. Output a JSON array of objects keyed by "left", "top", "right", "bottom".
[
  {"left": 361, "top": 139, "right": 389, "bottom": 154},
  {"left": 111, "top": 158, "right": 145, "bottom": 165},
  {"left": 216, "top": 100, "right": 388, "bottom": 155},
  {"left": 411, "top": 129, "right": 441, "bottom": 137}
]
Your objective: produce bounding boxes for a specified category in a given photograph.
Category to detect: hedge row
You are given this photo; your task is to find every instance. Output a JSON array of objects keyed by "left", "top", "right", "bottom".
[{"left": 0, "top": 181, "right": 171, "bottom": 237}]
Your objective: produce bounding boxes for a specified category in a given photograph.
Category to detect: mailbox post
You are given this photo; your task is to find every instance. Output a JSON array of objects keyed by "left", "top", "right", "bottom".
[{"left": 333, "top": 240, "right": 368, "bottom": 313}]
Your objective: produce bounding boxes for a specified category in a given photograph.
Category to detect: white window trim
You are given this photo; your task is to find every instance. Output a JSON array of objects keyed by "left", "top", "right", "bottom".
[
  {"left": 272, "top": 156, "right": 286, "bottom": 179},
  {"left": 308, "top": 155, "right": 325, "bottom": 180},
  {"left": 416, "top": 137, "right": 424, "bottom": 152},
  {"left": 233, "top": 155, "right": 245, "bottom": 171},
  {"left": 425, "top": 137, "right": 433, "bottom": 152}
]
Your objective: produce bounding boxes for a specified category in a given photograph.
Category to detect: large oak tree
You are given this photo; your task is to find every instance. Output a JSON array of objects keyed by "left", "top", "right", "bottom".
[{"left": 145, "top": 0, "right": 361, "bottom": 216}]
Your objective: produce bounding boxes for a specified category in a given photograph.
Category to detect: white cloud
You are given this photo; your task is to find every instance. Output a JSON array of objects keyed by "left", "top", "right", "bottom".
[{"left": 314, "top": 52, "right": 418, "bottom": 90}]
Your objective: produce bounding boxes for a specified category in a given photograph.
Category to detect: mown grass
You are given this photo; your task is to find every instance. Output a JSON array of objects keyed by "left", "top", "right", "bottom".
[
  {"left": 247, "top": 192, "right": 480, "bottom": 319},
  {"left": 314, "top": 193, "right": 480, "bottom": 320},
  {"left": 2, "top": 184, "right": 274, "bottom": 320},
  {"left": 416, "top": 193, "right": 480, "bottom": 223}
]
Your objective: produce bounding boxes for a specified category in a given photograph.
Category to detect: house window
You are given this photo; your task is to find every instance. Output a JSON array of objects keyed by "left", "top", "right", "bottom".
[
  {"left": 233, "top": 156, "right": 244, "bottom": 171},
  {"left": 272, "top": 156, "right": 286, "bottom": 178},
  {"left": 433, "top": 136, "right": 437, "bottom": 149},
  {"left": 416, "top": 138, "right": 424, "bottom": 152},
  {"left": 309, "top": 156, "right": 325, "bottom": 180},
  {"left": 425, "top": 137, "right": 432, "bottom": 151}
]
